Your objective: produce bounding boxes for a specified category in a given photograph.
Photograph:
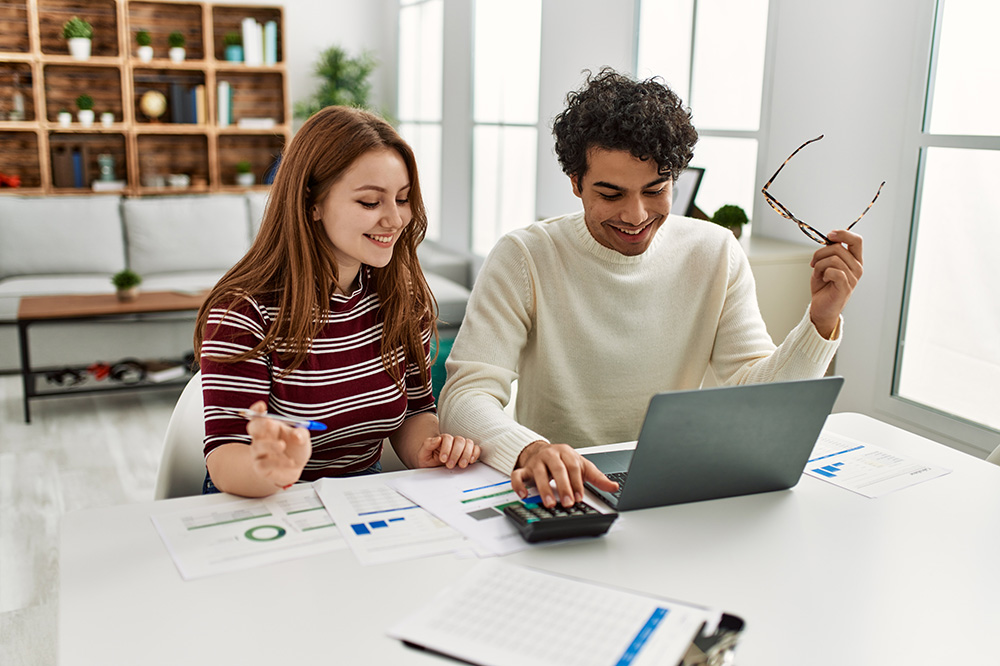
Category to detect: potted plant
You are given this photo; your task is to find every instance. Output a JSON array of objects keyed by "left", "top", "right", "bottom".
[
  {"left": 136, "top": 29, "right": 153, "bottom": 62},
  {"left": 57, "top": 107, "right": 72, "bottom": 127},
  {"left": 710, "top": 204, "right": 749, "bottom": 239},
  {"left": 62, "top": 16, "right": 93, "bottom": 61},
  {"left": 223, "top": 31, "right": 243, "bottom": 62},
  {"left": 168, "top": 31, "right": 186, "bottom": 63},
  {"left": 111, "top": 269, "right": 142, "bottom": 302},
  {"left": 76, "top": 94, "right": 95, "bottom": 127},
  {"left": 235, "top": 160, "right": 255, "bottom": 187},
  {"left": 293, "top": 45, "right": 378, "bottom": 119},
  {"left": 100, "top": 110, "right": 115, "bottom": 127}
]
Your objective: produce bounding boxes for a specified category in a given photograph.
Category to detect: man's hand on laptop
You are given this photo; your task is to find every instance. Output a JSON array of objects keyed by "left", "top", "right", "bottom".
[{"left": 512, "top": 441, "right": 619, "bottom": 508}]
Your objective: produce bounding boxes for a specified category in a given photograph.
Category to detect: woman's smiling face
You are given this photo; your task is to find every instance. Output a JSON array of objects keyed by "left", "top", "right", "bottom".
[
  {"left": 312, "top": 147, "right": 412, "bottom": 289},
  {"left": 572, "top": 147, "right": 673, "bottom": 256}
]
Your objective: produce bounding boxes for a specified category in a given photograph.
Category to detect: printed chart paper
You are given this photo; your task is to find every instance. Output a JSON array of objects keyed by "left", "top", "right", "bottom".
[
  {"left": 805, "top": 432, "right": 951, "bottom": 498},
  {"left": 151, "top": 485, "right": 346, "bottom": 580},
  {"left": 315, "top": 475, "right": 469, "bottom": 565},
  {"left": 389, "top": 560, "right": 719, "bottom": 666},
  {"left": 388, "top": 464, "right": 538, "bottom": 556}
]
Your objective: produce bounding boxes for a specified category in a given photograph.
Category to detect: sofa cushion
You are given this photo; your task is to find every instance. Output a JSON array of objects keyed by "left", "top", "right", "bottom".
[
  {"left": 246, "top": 190, "right": 270, "bottom": 238},
  {"left": 425, "top": 273, "right": 470, "bottom": 329},
  {"left": 122, "top": 195, "right": 250, "bottom": 275},
  {"left": 0, "top": 195, "right": 125, "bottom": 280}
]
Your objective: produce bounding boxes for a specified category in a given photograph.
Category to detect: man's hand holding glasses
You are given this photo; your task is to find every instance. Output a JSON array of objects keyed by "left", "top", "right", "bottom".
[{"left": 761, "top": 135, "right": 885, "bottom": 339}]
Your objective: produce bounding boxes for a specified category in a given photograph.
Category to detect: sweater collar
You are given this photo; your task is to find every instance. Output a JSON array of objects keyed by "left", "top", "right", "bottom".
[{"left": 570, "top": 210, "right": 665, "bottom": 264}]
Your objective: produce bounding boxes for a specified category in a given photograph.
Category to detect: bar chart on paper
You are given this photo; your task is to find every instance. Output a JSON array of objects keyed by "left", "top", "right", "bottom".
[
  {"left": 805, "top": 433, "right": 950, "bottom": 498},
  {"left": 315, "top": 476, "right": 469, "bottom": 565}
]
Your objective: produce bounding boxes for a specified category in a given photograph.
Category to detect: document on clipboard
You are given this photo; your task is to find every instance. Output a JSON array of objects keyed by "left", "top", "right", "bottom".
[{"left": 388, "top": 561, "right": 744, "bottom": 666}]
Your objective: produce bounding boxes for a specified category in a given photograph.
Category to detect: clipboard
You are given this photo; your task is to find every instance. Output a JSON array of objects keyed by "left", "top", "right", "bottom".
[{"left": 388, "top": 561, "right": 745, "bottom": 666}]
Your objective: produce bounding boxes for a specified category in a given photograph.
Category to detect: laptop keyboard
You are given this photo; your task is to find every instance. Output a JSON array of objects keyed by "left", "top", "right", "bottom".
[{"left": 606, "top": 471, "right": 628, "bottom": 499}]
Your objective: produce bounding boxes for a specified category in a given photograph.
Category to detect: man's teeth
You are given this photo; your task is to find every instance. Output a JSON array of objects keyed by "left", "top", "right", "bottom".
[
  {"left": 367, "top": 234, "right": 392, "bottom": 243},
  {"left": 618, "top": 226, "right": 643, "bottom": 235}
]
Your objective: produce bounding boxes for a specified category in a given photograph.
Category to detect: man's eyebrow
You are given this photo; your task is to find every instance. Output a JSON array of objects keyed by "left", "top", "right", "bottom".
[{"left": 593, "top": 177, "right": 670, "bottom": 191}]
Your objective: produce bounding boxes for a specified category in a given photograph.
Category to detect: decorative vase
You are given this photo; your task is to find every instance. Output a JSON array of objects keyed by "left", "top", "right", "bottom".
[
  {"left": 116, "top": 287, "right": 139, "bottom": 302},
  {"left": 137, "top": 45, "right": 153, "bottom": 62},
  {"left": 168, "top": 47, "right": 185, "bottom": 63},
  {"left": 57, "top": 111, "right": 72, "bottom": 127},
  {"left": 100, "top": 112, "right": 114, "bottom": 127},
  {"left": 68, "top": 37, "right": 91, "bottom": 61},
  {"left": 225, "top": 45, "right": 243, "bottom": 62},
  {"left": 236, "top": 172, "right": 255, "bottom": 187},
  {"left": 77, "top": 109, "right": 94, "bottom": 127}
]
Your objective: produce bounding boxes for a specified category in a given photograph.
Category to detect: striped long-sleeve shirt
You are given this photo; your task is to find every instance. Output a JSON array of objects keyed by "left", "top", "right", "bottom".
[{"left": 200, "top": 268, "right": 436, "bottom": 480}]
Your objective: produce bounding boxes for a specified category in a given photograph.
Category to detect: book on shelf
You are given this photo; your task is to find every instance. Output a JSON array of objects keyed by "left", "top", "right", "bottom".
[
  {"left": 71, "top": 149, "right": 84, "bottom": 188},
  {"left": 194, "top": 85, "right": 206, "bottom": 124},
  {"left": 264, "top": 20, "right": 277, "bottom": 65},
  {"left": 217, "top": 81, "right": 231, "bottom": 127},
  {"left": 242, "top": 17, "right": 264, "bottom": 66},
  {"left": 170, "top": 82, "right": 186, "bottom": 124}
]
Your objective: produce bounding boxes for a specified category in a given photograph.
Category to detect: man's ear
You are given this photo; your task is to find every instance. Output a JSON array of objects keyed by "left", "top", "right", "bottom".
[{"left": 570, "top": 174, "right": 583, "bottom": 199}]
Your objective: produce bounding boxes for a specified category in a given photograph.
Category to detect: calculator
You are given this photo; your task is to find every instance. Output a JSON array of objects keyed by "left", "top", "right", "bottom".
[{"left": 502, "top": 500, "right": 618, "bottom": 543}]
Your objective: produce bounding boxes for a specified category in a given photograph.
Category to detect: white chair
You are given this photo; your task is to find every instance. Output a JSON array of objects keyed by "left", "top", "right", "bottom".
[
  {"left": 987, "top": 443, "right": 1000, "bottom": 466},
  {"left": 154, "top": 371, "right": 207, "bottom": 500},
  {"left": 153, "top": 370, "right": 409, "bottom": 499}
]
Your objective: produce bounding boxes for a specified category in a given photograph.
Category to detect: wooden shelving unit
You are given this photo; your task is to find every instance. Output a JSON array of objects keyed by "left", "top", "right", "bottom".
[{"left": 0, "top": 0, "right": 289, "bottom": 195}]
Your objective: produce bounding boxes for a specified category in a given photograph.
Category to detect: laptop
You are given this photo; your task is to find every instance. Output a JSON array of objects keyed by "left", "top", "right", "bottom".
[{"left": 583, "top": 377, "right": 843, "bottom": 511}]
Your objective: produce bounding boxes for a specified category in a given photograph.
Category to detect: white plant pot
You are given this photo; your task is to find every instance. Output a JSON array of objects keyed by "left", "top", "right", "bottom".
[
  {"left": 137, "top": 45, "right": 153, "bottom": 62},
  {"left": 168, "top": 47, "right": 185, "bottom": 63},
  {"left": 101, "top": 112, "right": 115, "bottom": 127},
  {"left": 77, "top": 109, "right": 94, "bottom": 127},
  {"left": 57, "top": 112, "right": 72, "bottom": 127},
  {"left": 236, "top": 172, "right": 255, "bottom": 187},
  {"left": 68, "top": 38, "right": 91, "bottom": 61}
]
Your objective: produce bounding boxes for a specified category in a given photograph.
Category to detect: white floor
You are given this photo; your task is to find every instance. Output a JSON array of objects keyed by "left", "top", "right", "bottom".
[{"left": 0, "top": 374, "right": 182, "bottom": 666}]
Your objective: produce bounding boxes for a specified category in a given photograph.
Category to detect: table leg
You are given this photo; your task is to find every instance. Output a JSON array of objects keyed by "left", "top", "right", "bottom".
[{"left": 17, "top": 320, "right": 32, "bottom": 423}]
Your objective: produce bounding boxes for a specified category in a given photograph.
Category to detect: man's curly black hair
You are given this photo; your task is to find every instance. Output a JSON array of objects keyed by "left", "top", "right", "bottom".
[{"left": 552, "top": 67, "right": 698, "bottom": 182}]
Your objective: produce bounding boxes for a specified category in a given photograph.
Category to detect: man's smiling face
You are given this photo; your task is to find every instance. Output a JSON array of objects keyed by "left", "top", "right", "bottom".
[{"left": 572, "top": 147, "right": 673, "bottom": 256}]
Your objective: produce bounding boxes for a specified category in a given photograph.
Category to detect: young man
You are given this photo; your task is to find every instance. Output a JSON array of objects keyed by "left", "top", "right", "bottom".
[{"left": 439, "top": 68, "right": 863, "bottom": 509}]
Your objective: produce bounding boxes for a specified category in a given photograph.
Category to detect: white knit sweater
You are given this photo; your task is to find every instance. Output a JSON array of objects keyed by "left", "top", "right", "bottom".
[{"left": 439, "top": 211, "right": 840, "bottom": 475}]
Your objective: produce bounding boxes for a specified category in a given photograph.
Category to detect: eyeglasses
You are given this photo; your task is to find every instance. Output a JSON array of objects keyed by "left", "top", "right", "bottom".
[{"left": 761, "top": 134, "right": 885, "bottom": 245}]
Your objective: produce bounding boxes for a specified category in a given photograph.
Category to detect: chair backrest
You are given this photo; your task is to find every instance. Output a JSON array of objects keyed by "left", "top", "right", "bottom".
[{"left": 154, "top": 371, "right": 207, "bottom": 500}]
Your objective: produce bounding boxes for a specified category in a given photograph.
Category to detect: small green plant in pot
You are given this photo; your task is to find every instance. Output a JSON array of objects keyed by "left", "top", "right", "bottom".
[
  {"left": 223, "top": 31, "right": 243, "bottom": 62},
  {"left": 76, "top": 94, "right": 95, "bottom": 127},
  {"left": 112, "top": 269, "right": 142, "bottom": 302},
  {"left": 63, "top": 16, "right": 93, "bottom": 60},
  {"left": 710, "top": 204, "right": 749, "bottom": 239},
  {"left": 168, "top": 31, "right": 186, "bottom": 62},
  {"left": 136, "top": 29, "right": 153, "bottom": 62},
  {"left": 235, "top": 159, "right": 255, "bottom": 187}
]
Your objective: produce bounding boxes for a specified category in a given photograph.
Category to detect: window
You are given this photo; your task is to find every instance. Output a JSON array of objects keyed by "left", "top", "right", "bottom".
[
  {"left": 471, "top": 0, "right": 542, "bottom": 257},
  {"left": 894, "top": 0, "right": 1000, "bottom": 433},
  {"left": 636, "top": 0, "right": 770, "bottom": 217},
  {"left": 398, "top": 0, "right": 444, "bottom": 239}
]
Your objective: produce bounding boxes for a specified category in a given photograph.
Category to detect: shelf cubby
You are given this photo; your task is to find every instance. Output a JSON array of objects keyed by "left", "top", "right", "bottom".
[
  {"left": 49, "top": 131, "right": 128, "bottom": 190},
  {"left": 210, "top": 5, "right": 281, "bottom": 63},
  {"left": 127, "top": 1, "right": 205, "bottom": 61},
  {"left": 0, "top": 130, "right": 42, "bottom": 188},
  {"left": 37, "top": 0, "right": 119, "bottom": 58},
  {"left": 0, "top": 1, "right": 31, "bottom": 54},
  {"left": 1, "top": 61, "right": 35, "bottom": 121},
  {"left": 218, "top": 132, "right": 281, "bottom": 186}
]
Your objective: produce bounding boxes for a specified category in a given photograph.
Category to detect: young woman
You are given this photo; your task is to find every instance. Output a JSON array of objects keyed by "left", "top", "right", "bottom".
[{"left": 194, "top": 106, "right": 478, "bottom": 497}]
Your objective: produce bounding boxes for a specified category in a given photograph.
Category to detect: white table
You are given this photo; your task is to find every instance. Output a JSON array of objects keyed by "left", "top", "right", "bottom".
[{"left": 59, "top": 413, "right": 1000, "bottom": 665}]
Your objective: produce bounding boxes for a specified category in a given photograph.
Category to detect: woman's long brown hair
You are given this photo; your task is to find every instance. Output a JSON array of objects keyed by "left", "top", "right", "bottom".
[{"left": 193, "top": 106, "right": 437, "bottom": 388}]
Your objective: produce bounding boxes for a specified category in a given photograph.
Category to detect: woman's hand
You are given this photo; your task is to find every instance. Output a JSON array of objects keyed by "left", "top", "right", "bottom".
[
  {"left": 245, "top": 401, "right": 312, "bottom": 489},
  {"left": 412, "top": 433, "right": 480, "bottom": 470}
]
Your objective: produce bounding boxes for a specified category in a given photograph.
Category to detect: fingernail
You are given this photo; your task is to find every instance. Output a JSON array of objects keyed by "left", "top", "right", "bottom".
[
  {"left": 576, "top": 492, "right": 583, "bottom": 502},
  {"left": 563, "top": 495, "right": 573, "bottom": 506},
  {"left": 516, "top": 489, "right": 527, "bottom": 498}
]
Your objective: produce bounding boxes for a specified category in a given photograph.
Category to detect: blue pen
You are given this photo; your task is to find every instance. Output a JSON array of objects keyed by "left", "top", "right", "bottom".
[{"left": 223, "top": 407, "right": 328, "bottom": 431}]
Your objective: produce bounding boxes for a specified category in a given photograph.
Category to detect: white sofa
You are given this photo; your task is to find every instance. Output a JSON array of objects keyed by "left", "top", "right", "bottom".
[{"left": 0, "top": 193, "right": 471, "bottom": 372}]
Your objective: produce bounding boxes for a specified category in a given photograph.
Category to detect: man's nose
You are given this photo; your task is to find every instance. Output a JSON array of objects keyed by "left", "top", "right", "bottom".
[{"left": 619, "top": 196, "right": 646, "bottom": 225}]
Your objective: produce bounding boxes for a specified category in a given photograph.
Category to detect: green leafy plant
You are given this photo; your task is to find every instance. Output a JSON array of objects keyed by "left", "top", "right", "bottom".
[
  {"left": 136, "top": 30, "right": 151, "bottom": 46},
  {"left": 62, "top": 16, "right": 93, "bottom": 40},
  {"left": 235, "top": 159, "right": 252, "bottom": 174},
  {"left": 293, "top": 45, "right": 377, "bottom": 119},
  {"left": 111, "top": 269, "right": 142, "bottom": 290},
  {"left": 168, "top": 31, "right": 185, "bottom": 48},
  {"left": 223, "top": 31, "right": 241, "bottom": 47},
  {"left": 76, "top": 94, "right": 94, "bottom": 111},
  {"left": 711, "top": 204, "right": 749, "bottom": 230}
]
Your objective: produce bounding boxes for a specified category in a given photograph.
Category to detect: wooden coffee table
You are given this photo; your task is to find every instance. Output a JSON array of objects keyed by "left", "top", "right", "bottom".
[{"left": 16, "top": 291, "right": 207, "bottom": 423}]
